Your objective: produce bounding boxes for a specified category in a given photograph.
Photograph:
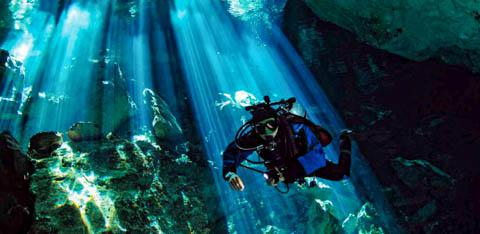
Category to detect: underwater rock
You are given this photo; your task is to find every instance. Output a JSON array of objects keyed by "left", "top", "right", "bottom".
[
  {"left": 28, "top": 131, "right": 63, "bottom": 158},
  {"left": 229, "top": 178, "right": 363, "bottom": 232},
  {"left": 300, "top": 188, "right": 386, "bottom": 233},
  {"left": 90, "top": 62, "right": 136, "bottom": 134},
  {"left": 0, "top": 49, "right": 25, "bottom": 119},
  {"left": 341, "top": 203, "right": 385, "bottom": 234},
  {"left": 306, "top": 198, "right": 341, "bottom": 233},
  {"left": 0, "top": 131, "right": 33, "bottom": 184},
  {"left": 0, "top": 49, "right": 8, "bottom": 73},
  {"left": 391, "top": 157, "right": 455, "bottom": 200},
  {"left": 283, "top": 1, "right": 480, "bottom": 231},
  {"left": 144, "top": 89, "right": 183, "bottom": 142},
  {"left": 0, "top": 132, "right": 34, "bottom": 233},
  {"left": 411, "top": 200, "right": 437, "bottom": 224},
  {"left": 0, "top": 49, "right": 24, "bottom": 99},
  {"left": 29, "top": 131, "right": 217, "bottom": 233},
  {"left": 67, "top": 121, "right": 102, "bottom": 142},
  {"left": 302, "top": 0, "right": 480, "bottom": 72},
  {"left": 0, "top": 2, "right": 12, "bottom": 43},
  {"left": 20, "top": 61, "right": 135, "bottom": 136}
]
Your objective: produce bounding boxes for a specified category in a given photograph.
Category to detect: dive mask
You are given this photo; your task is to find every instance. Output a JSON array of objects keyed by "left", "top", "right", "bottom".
[{"left": 255, "top": 118, "right": 279, "bottom": 139}]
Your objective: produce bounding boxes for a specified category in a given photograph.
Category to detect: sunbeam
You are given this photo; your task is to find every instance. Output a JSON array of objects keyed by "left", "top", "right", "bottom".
[
  {"left": 0, "top": 0, "right": 404, "bottom": 233},
  {"left": 170, "top": 0, "right": 399, "bottom": 232}
]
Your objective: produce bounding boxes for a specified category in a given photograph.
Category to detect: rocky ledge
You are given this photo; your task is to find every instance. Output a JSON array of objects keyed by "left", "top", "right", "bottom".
[
  {"left": 302, "top": 0, "right": 480, "bottom": 73},
  {"left": 283, "top": 0, "right": 480, "bottom": 232}
]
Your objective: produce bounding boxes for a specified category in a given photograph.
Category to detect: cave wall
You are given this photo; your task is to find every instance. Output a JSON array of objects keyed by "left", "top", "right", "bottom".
[
  {"left": 302, "top": 0, "right": 480, "bottom": 73},
  {"left": 0, "top": 1, "right": 12, "bottom": 44},
  {"left": 282, "top": 0, "right": 480, "bottom": 232}
]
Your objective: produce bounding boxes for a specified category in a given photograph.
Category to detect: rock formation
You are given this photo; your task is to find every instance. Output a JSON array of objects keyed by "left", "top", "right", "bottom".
[
  {"left": 67, "top": 122, "right": 102, "bottom": 142},
  {"left": 0, "top": 49, "right": 25, "bottom": 121},
  {"left": 302, "top": 0, "right": 480, "bottom": 73},
  {"left": 283, "top": 0, "right": 480, "bottom": 232},
  {"left": 28, "top": 131, "right": 63, "bottom": 158},
  {"left": 20, "top": 58, "right": 136, "bottom": 137},
  {"left": 144, "top": 89, "right": 183, "bottom": 143},
  {"left": 0, "top": 1, "right": 12, "bottom": 44},
  {"left": 0, "top": 124, "right": 226, "bottom": 233},
  {"left": 0, "top": 132, "right": 34, "bottom": 233},
  {"left": 89, "top": 61, "right": 137, "bottom": 135}
]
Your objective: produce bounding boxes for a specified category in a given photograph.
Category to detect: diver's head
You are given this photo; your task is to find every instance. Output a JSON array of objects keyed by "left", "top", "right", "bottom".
[
  {"left": 249, "top": 103, "right": 280, "bottom": 141},
  {"left": 255, "top": 117, "right": 279, "bottom": 141}
]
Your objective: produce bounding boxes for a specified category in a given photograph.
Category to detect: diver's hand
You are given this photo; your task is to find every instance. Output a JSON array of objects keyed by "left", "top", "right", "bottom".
[{"left": 225, "top": 172, "right": 245, "bottom": 191}]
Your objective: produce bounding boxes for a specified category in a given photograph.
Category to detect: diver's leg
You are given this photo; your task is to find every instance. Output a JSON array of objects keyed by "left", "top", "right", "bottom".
[
  {"left": 311, "top": 161, "right": 345, "bottom": 180},
  {"left": 311, "top": 131, "right": 352, "bottom": 180},
  {"left": 339, "top": 131, "right": 352, "bottom": 177},
  {"left": 284, "top": 159, "right": 307, "bottom": 183}
]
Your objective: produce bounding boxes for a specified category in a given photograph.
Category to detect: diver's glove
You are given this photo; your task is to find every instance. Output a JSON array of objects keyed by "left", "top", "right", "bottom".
[{"left": 225, "top": 172, "right": 245, "bottom": 191}]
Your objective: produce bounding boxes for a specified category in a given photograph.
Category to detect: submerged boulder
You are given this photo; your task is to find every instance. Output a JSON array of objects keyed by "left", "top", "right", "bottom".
[
  {"left": 389, "top": 157, "right": 457, "bottom": 230},
  {"left": 306, "top": 198, "right": 341, "bottom": 233},
  {"left": 411, "top": 200, "right": 437, "bottom": 225},
  {"left": 67, "top": 121, "right": 102, "bottom": 142},
  {"left": 90, "top": 62, "right": 136, "bottom": 134},
  {"left": 341, "top": 202, "right": 386, "bottom": 234},
  {"left": 28, "top": 131, "right": 63, "bottom": 158},
  {"left": 144, "top": 89, "right": 183, "bottom": 142},
  {"left": 0, "top": 49, "right": 25, "bottom": 120},
  {"left": 391, "top": 157, "right": 455, "bottom": 200},
  {"left": 0, "top": 131, "right": 33, "bottom": 184},
  {"left": 0, "top": 132, "right": 34, "bottom": 233}
]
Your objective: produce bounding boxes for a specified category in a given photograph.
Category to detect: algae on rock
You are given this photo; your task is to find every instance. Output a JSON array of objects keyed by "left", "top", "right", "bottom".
[{"left": 29, "top": 132, "right": 215, "bottom": 233}]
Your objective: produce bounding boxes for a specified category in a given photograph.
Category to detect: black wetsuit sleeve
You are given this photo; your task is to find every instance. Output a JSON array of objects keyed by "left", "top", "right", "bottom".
[{"left": 222, "top": 136, "right": 258, "bottom": 180}]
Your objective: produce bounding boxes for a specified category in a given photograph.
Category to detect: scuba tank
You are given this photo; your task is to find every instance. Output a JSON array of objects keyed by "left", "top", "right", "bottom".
[{"left": 289, "top": 102, "right": 307, "bottom": 118}]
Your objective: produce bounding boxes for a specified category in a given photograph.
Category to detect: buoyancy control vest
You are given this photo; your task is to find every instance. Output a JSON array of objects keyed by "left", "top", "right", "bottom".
[{"left": 285, "top": 114, "right": 333, "bottom": 147}]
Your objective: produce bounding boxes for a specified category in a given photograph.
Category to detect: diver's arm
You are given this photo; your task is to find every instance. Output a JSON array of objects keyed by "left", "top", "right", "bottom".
[
  {"left": 222, "top": 141, "right": 255, "bottom": 179},
  {"left": 222, "top": 140, "right": 255, "bottom": 191}
]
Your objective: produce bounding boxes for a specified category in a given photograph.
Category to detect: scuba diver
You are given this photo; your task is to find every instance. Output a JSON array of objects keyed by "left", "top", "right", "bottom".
[{"left": 222, "top": 96, "right": 352, "bottom": 192}]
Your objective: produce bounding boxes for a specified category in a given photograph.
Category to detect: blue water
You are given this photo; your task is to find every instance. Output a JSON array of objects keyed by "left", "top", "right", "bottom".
[
  {"left": 1, "top": 0, "right": 400, "bottom": 233},
  {"left": 170, "top": 0, "right": 399, "bottom": 232}
]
